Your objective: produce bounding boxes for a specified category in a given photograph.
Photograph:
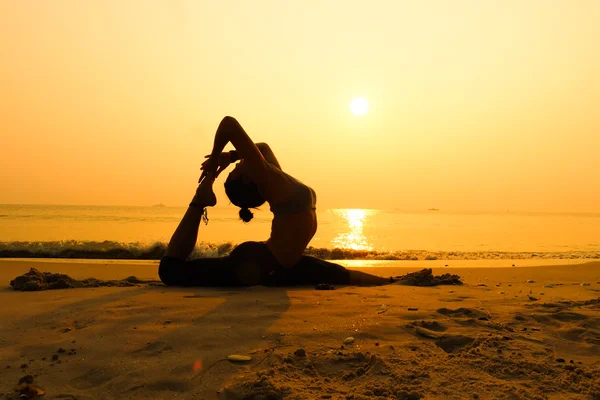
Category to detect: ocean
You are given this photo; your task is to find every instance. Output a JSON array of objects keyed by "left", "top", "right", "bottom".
[{"left": 0, "top": 204, "right": 599, "bottom": 260}]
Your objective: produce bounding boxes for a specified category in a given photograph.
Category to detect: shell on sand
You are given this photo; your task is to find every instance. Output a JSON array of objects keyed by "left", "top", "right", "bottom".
[
  {"left": 227, "top": 355, "right": 252, "bottom": 362},
  {"left": 343, "top": 337, "right": 355, "bottom": 344}
]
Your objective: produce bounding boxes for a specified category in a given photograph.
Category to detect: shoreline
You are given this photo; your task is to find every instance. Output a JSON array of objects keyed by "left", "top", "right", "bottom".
[{"left": 1, "top": 258, "right": 598, "bottom": 284}]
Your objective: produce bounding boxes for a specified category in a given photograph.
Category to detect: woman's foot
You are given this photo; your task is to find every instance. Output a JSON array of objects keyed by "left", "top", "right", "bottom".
[{"left": 191, "top": 177, "right": 217, "bottom": 208}]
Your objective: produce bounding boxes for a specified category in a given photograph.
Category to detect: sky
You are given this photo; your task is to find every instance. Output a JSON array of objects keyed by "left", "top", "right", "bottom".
[{"left": 1, "top": 0, "right": 599, "bottom": 212}]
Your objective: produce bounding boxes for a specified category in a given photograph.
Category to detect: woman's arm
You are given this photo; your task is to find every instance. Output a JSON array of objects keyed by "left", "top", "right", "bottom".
[
  {"left": 255, "top": 143, "right": 281, "bottom": 169},
  {"left": 204, "top": 116, "right": 270, "bottom": 184}
]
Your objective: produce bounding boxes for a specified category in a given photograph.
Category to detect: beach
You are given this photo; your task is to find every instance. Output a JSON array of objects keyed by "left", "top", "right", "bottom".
[
  {"left": 1, "top": 259, "right": 599, "bottom": 399},
  {"left": 3, "top": 0, "right": 599, "bottom": 398}
]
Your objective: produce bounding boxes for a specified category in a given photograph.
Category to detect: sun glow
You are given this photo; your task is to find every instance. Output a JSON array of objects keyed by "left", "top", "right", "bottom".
[
  {"left": 349, "top": 97, "right": 369, "bottom": 116},
  {"left": 332, "top": 209, "right": 376, "bottom": 251}
]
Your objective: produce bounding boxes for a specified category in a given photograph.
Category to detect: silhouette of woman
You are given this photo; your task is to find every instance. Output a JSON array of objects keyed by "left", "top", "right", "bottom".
[{"left": 159, "top": 116, "right": 390, "bottom": 287}]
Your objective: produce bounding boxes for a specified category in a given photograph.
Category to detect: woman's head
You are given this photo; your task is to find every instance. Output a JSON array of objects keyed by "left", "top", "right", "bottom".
[{"left": 225, "top": 170, "right": 265, "bottom": 223}]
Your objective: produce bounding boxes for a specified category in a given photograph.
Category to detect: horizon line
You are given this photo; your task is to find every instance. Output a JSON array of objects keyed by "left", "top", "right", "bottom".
[{"left": 0, "top": 203, "right": 599, "bottom": 216}]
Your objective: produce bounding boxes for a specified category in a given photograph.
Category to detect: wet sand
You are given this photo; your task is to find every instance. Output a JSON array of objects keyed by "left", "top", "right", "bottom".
[{"left": 0, "top": 259, "right": 599, "bottom": 399}]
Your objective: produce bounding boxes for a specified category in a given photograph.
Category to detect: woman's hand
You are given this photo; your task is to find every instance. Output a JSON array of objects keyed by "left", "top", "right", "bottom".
[{"left": 200, "top": 152, "right": 232, "bottom": 182}]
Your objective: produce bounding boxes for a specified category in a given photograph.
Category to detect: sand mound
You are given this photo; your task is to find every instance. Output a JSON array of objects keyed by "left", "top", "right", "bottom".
[
  {"left": 9, "top": 268, "right": 161, "bottom": 291},
  {"left": 394, "top": 268, "right": 463, "bottom": 286},
  {"left": 220, "top": 350, "right": 425, "bottom": 400},
  {"left": 219, "top": 343, "right": 600, "bottom": 399}
]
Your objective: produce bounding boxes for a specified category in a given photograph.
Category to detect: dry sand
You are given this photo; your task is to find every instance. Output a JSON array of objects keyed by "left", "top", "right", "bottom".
[{"left": 0, "top": 259, "right": 599, "bottom": 399}]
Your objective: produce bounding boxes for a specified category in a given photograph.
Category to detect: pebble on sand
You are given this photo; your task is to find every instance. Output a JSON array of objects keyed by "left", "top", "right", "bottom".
[
  {"left": 527, "top": 280, "right": 535, "bottom": 283},
  {"left": 343, "top": 337, "right": 355, "bottom": 344},
  {"left": 294, "top": 348, "right": 307, "bottom": 358},
  {"left": 227, "top": 355, "right": 252, "bottom": 362}
]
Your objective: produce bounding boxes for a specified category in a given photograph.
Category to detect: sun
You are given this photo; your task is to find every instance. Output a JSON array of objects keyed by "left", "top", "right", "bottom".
[{"left": 350, "top": 97, "right": 369, "bottom": 116}]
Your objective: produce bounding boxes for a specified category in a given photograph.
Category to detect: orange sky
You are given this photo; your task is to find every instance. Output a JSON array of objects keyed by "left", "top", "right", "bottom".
[{"left": 1, "top": 1, "right": 598, "bottom": 212}]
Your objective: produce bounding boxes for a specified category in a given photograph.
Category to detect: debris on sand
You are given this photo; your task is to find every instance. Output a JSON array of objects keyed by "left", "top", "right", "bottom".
[
  {"left": 15, "top": 383, "right": 45, "bottom": 399},
  {"left": 294, "top": 348, "right": 307, "bottom": 358},
  {"left": 13, "top": 374, "right": 45, "bottom": 400},
  {"left": 393, "top": 269, "right": 463, "bottom": 286},
  {"left": 9, "top": 268, "right": 161, "bottom": 291},
  {"left": 18, "top": 375, "right": 34, "bottom": 385},
  {"left": 315, "top": 283, "right": 335, "bottom": 290}
]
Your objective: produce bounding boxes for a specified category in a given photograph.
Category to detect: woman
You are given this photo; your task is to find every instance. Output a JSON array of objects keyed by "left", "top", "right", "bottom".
[{"left": 159, "top": 116, "right": 390, "bottom": 287}]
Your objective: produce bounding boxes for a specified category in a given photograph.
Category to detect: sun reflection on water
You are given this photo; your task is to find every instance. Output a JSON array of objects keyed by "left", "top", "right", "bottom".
[{"left": 331, "top": 209, "right": 377, "bottom": 250}]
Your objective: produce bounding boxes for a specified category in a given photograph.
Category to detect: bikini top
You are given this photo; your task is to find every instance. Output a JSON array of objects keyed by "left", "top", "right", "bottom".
[{"left": 269, "top": 173, "right": 317, "bottom": 215}]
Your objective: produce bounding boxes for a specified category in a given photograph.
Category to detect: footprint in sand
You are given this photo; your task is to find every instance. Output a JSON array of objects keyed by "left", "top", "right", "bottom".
[
  {"left": 70, "top": 366, "right": 120, "bottom": 390},
  {"left": 135, "top": 340, "right": 174, "bottom": 356},
  {"left": 52, "top": 394, "right": 94, "bottom": 400},
  {"left": 434, "top": 334, "right": 475, "bottom": 353},
  {"left": 408, "top": 325, "right": 474, "bottom": 353},
  {"left": 125, "top": 379, "right": 192, "bottom": 394},
  {"left": 406, "top": 320, "right": 473, "bottom": 353},
  {"left": 416, "top": 320, "right": 447, "bottom": 332},
  {"left": 436, "top": 307, "right": 488, "bottom": 319},
  {"left": 551, "top": 312, "right": 588, "bottom": 322}
]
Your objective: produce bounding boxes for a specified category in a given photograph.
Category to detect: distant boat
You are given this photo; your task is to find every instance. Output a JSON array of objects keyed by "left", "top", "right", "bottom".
[
  {"left": 428, "top": 208, "right": 440, "bottom": 211},
  {"left": 152, "top": 203, "right": 166, "bottom": 207}
]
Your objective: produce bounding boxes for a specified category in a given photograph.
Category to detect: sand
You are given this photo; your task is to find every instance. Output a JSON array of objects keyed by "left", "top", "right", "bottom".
[{"left": 0, "top": 259, "right": 599, "bottom": 399}]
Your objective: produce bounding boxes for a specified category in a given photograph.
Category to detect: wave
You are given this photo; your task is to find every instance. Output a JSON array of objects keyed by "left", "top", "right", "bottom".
[{"left": 1, "top": 241, "right": 600, "bottom": 261}]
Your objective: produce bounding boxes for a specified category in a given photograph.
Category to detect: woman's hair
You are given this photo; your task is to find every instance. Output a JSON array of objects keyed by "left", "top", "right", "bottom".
[{"left": 224, "top": 174, "right": 266, "bottom": 223}]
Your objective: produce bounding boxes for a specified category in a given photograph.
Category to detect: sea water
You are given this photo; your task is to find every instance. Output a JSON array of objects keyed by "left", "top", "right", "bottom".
[{"left": 0, "top": 204, "right": 599, "bottom": 260}]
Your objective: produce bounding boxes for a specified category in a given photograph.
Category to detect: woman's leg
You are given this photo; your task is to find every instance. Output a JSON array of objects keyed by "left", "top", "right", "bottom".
[
  {"left": 347, "top": 269, "right": 391, "bottom": 286},
  {"left": 159, "top": 256, "right": 236, "bottom": 286},
  {"left": 276, "top": 256, "right": 390, "bottom": 286},
  {"left": 165, "top": 178, "right": 216, "bottom": 259},
  {"left": 159, "top": 242, "right": 275, "bottom": 287},
  {"left": 160, "top": 178, "right": 235, "bottom": 286},
  {"left": 160, "top": 241, "right": 272, "bottom": 287},
  {"left": 164, "top": 206, "right": 206, "bottom": 259}
]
